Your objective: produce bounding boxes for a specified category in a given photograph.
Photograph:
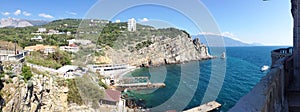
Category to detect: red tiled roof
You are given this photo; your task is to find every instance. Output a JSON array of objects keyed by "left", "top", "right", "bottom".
[
  {"left": 69, "top": 44, "right": 77, "bottom": 47},
  {"left": 101, "top": 89, "right": 121, "bottom": 102}
]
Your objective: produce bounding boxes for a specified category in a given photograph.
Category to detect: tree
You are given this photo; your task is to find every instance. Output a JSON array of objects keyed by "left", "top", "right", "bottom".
[
  {"left": 48, "top": 50, "right": 71, "bottom": 66},
  {"left": 21, "top": 65, "right": 33, "bottom": 82}
]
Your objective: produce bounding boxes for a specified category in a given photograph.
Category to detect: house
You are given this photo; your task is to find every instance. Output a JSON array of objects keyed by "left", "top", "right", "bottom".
[
  {"left": 99, "top": 89, "right": 121, "bottom": 106},
  {"left": 37, "top": 28, "right": 46, "bottom": 33},
  {"left": 59, "top": 44, "right": 79, "bottom": 53},
  {"left": 24, "top": 44, "right": 57, "bottom": 54},
  {"left": 30, "top": 35, "right": 43, "bottom": 41},
  {"left": 47, "top": 29, "right": 65, "bottom": 35},
  {"left": 48, "top": 29, "right": 59, "bottom": 34},
  {"left": 67, "top": 39, "right": 92, "bottom": 46},
  {"left": 66, "top": 31, "right": 72, "bottom": 36},
  {"left": 43, "top": 46, "right": 56, "bottom": 54}
]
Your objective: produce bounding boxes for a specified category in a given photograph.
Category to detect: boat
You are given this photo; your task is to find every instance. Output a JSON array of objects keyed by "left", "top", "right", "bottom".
[
  {"left": 261, "top": 65, "right": 269, "bottom": 72},
  {"left": 221, "top": 52, "right": 226, "bottom": 59}
]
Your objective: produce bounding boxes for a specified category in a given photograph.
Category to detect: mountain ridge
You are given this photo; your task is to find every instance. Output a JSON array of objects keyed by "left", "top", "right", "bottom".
[
  {"left": 192, "top": 34, "right": 264, "bottom": 47},
  {"left": 0, "top": 18, "right": 48, "bottom": 28}
]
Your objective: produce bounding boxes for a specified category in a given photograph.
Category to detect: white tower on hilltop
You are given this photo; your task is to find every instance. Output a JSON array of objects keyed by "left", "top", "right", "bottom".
[{"left": 127, "top": 18, "right": 136, "bottom": 32}]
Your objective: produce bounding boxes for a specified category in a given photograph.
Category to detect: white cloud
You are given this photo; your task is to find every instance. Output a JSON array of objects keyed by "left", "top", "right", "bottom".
[
  {"left": 221, "top": 32, "right": 234, "bottom": 38},
  {"left": 66, "top": 11, "right": 77, "bottom": 15},
  {"left": 115, "top": 19, "right": 121, "bottom": 23},
  {"left": 22, "top": 11, "right": 31, "bottom": 16},
  {"left": 38, "top": 13, "right": 54, "bottom": 19},
  {"left": 14, "top": 10, "right": 21, "bottom": 15},
  {"left": 1, "top": 12, "right": 10, "bottom": 16},
  {"left": 198, "top": 32, "right": 220, "bottom": 36},
  {"left": 140, "top": 18, "right": 149, "bottom": 22}
]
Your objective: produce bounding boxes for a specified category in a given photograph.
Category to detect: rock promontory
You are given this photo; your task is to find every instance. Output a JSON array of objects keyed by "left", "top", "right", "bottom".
[{"left": 95, "top": 26, "right": 212, "bottom": 67}]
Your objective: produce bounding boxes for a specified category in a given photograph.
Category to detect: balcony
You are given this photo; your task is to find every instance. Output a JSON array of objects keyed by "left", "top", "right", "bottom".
[{"left": 271, "top": 47, "right": 293, "bottom": 66}]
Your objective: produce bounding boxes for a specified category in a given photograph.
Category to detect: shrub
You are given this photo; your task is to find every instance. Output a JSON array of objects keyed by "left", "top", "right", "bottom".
[{"left": 21, "top": 65, "right": 33, "bottom": 82}]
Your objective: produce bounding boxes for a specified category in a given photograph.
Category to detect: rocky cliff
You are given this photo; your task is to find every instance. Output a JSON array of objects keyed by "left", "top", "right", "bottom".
[
  {"left": 0, "top": 65, "right": 98, "bottom": 112},
  {"left": 97, "top": 29, "right": 212, "bottom": 67},
  {"left": 1, "top": 74, "right": 69, "bottom": 112}
]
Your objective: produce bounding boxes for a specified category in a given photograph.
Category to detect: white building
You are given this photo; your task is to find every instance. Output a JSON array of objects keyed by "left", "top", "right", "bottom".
[
  {"left": 38, "top": 28, "right": 46, "bottom": 33},
  {"left": 87, "top": 64, "right": 129, "bottom": 77},
  {"left": 127, "top": 18, "right": 136, "bottom": 32},
  {"left": 30, "top": 35, "right": 43, "bottom": 41},
  {"left": 56, "top": 65, "right": 85, "bottom": 79},
  {"left": 43, "top": 47, "right": 56, "bottom": 54},
  {"left": 67, "top": 31, "right": 72, "bottom": 36},
  {"left": 59, "top": 45, "right": 79, "bottom": 53},
  {"left": 67, "top": 39, "right": 91, "bottom": 46}
]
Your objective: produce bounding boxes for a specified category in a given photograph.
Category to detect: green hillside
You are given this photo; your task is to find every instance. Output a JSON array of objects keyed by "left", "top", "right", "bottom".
[{"left": 0, "top": 19, "right": 190, "bottom": 51}]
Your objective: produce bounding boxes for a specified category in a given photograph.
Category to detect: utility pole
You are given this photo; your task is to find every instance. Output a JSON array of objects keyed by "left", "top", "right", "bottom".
[{"left": 14, "top": 34, "right": 18, "bottom": 55}]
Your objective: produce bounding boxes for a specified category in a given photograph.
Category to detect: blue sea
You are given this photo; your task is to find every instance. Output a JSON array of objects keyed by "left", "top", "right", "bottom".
[{"left": 124, "top": 46, "right": 288, "bottom": 111}]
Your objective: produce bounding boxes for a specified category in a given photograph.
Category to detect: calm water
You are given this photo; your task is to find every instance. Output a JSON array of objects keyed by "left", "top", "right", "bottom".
[{"left": 124, "top": 46, "right": 288, "bottom": 111}]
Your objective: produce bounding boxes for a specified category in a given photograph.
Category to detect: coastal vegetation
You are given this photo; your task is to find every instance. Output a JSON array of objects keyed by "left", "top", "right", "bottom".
[
  {"left": 98, "top": 22, "right": 127, "bottom": 47},
  {"left": 98, "top": 79, "right": 108, "bottom": 89},
  {"left": 135, "top": 40, "right": 153, "bottom": 50},
  {"left": 0, "top": 19, "right": 188, "bottom": 52},
  {"left": 67, "top": 79, "right": 84, "bottom": 105},
  {"left": 67, "top": 75, "right": 106, "bottom": 108},
  {"left": 0, "top": 19, "right": 78, "bottom": 48},
  {"left": 26, "top": 50, "right": 71, "bottom": 69},
  {"left": 98, "top": 22, "right": 186, "bottom": 52},
  {"left": 21, "top": 64, "right": 33, "bottom": 82},
  {"left": 74, "top": 74, "right": 104, "bottom": 108}
]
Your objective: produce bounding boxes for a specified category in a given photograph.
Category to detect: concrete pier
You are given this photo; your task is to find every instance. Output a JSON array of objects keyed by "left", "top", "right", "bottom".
[
  {"left": 183, "top": 101, "right": 221, "bottom": 112},
  {"left": 115, "top": 77, "right": 166, "bottom": 91}
]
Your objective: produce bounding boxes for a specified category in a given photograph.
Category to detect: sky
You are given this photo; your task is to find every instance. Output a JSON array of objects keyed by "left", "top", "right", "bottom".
[{"left": 0, "top": 0, "right": 293, "bottom": 46}]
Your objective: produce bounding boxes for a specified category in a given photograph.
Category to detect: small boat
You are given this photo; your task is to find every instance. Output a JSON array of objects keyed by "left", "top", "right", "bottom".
[
  {"left": 261, "top": 65, "right": 269, "bottom": 72},
  {"left": 221, "top": 52, "right": 226, "bottom": 59}
]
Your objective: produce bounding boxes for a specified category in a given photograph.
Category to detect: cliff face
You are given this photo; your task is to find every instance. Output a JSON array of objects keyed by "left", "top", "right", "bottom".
[
  {"left": 1, "top": 74, "right": 69, "bottom": 112},
  {"left": 101, "top": 31, "right": 212, "bottom": 67}
]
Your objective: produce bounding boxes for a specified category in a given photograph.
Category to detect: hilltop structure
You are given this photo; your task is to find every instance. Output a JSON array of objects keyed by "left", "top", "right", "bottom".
[{"left": 127, "top": 18, "right": 136, "bottom": 32}]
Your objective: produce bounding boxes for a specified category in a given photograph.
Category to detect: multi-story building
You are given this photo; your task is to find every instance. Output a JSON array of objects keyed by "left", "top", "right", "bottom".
[{"left": 127, "top": 18, "right": 136, "bottom": 32}]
